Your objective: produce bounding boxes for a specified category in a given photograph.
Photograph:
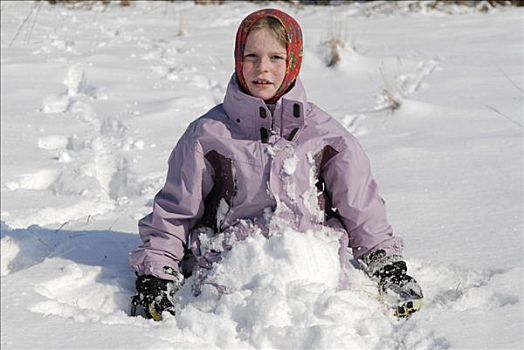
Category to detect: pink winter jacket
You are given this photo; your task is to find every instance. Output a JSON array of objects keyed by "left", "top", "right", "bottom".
[{"left": 129, "top": 74, "right": 403, "bottom": 281}]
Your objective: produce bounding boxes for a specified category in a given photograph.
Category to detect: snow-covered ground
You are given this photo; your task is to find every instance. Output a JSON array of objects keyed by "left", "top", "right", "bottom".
[{"left": 1, "top": 1, "right": 523, "bottom": 349}]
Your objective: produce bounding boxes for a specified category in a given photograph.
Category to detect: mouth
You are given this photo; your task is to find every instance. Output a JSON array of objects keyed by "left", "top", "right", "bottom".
[{"left": 252, "top": 79, "right": 273, "bottom": 86}]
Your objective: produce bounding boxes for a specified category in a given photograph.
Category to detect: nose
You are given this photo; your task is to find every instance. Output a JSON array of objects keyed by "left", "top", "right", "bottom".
[{"left": 256, "top": 56, "right": 270, "bottom": 72}]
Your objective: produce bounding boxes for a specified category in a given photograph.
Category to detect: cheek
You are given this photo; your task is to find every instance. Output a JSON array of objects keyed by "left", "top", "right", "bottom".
[
  {"left": 276, "top": 63, "right": 287, "bottom": 81},
  {"left": 242, "top": 62, "right": 254, "bottom": 78}
]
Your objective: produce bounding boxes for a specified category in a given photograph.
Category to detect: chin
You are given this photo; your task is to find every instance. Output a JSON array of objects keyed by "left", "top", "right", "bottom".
[
  {"left": 251, "top": 91, "right": 276, "bottom": 101},
  {"left": 246, "top": 85, "right": 276, "bottom": 101},
  {"left": 257, "top": 94, "right": 273, "bottom": 100}
]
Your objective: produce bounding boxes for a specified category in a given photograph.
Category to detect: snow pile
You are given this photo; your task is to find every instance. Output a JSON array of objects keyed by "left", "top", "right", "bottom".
[{"left": 177, "top": 231, "right": 350, "bottom": 348}]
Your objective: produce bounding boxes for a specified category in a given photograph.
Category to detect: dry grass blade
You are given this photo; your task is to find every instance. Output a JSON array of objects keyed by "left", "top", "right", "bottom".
[
  {"left": 8, "top": 1, "right": 37, "bottom": 47},
  {"left": 485, "top": 105, "right": 523, "bottom": 128}
]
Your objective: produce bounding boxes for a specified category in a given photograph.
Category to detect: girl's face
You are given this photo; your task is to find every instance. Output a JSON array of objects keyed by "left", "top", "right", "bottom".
[{"left": 242, "top": 27, "right": 287, "bottom": 101}]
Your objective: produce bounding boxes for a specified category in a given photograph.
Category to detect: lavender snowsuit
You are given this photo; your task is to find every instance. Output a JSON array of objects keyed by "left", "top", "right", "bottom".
[{"left": 130, "top": 74, "right": 403, "bottom": 281}]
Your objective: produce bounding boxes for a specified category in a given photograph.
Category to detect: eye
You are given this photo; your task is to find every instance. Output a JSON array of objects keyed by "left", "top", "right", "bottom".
[
  {"left": 244, "top": 53, "right": 257, "bottom": 61},
  {"left": 272, "top": 55, "right": 285, "bottom": 61}
]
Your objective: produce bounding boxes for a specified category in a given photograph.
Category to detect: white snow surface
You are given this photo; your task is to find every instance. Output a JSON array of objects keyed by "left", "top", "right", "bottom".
[{"left": 1, "top": 1, "right": 523, "bottom": 349}]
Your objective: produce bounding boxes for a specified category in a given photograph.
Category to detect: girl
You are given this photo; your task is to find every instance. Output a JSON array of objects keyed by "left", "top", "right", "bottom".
[{"left": 129, "top": 8, "right": 423, "bottom": 321}]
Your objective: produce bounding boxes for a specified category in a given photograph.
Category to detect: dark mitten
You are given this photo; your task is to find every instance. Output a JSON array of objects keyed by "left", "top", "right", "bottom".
[
  {"left": 363, "top": 250, "right": 423, "bottom": 317},
  {"left": 132, "top": 268, "right": 184, "bottom": 321}
]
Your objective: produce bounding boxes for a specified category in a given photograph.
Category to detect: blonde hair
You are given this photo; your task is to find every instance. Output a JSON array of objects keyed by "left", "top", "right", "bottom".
[{"left": 250, "top": 17, "right": 288, "bottom": 49}]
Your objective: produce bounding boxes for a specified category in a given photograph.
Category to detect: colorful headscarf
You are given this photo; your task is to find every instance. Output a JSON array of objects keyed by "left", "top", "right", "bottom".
[{"left": 234, "top": 8, "right": 303, "bottom": 104}]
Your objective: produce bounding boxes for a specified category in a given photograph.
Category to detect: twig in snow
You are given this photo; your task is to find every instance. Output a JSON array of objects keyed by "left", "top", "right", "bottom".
[
  {"left": 499, "top": 69, "right": 524, "bottom": 93},
  {"left": 485, "top": 104, "right": 523, "bottom": 129},
  {"left": 55, "top": 221, "right": 69, "bottom": 233},
  {"left": 177, "top": 11, "right": 187, "bottom": 37},
  {"left": 378, "top": 67, "right": 402, "bottom": 111},
  {"left": 36, "top": 236, "right": 55, "bottom": 252},
  {"left": 381, "top": 89, "right": 402, "bottom": 111},
  {"left": 108, "top": 218, "right": 119, "bottom": 231},
  {"left": 69, "top": 232, "right": 89, "bottom": 239},
  {"left": 25, "top": 0, "right": 43, "bottom": 44},
  {"left": 8, "top": 2, "right": 37, "bottom": 47},
  {"left": 27, "top": 226, "right": 56, "bottom": 253},
  {"left": 454, "top": 281, "right": 462, "bottom": 294}
]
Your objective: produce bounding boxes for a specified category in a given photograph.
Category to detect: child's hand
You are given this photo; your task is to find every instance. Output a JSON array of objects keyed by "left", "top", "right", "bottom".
[
  {"left": 132, "top": 271, "right": 184, "bottom": 321},
  {"left": 363, "top": 250, "right": 423, "bottom": 318}
]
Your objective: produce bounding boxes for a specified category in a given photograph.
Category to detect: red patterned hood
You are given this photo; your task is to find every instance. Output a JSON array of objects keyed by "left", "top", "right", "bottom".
[{"left": 234, "top": 8, "right": 303, "bottom": 104}]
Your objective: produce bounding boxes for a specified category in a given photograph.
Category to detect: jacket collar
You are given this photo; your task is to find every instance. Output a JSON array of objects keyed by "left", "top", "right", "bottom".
[{"left": 223, "top": 73, "right": 310, "bottom": 142}]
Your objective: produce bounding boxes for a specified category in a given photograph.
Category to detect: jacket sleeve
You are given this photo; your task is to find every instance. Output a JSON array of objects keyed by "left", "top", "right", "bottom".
[
  {"left": 129, "top": 126, "right": 213, "bottom": 280},
  {"left": 321, "top": 136, "right": 403, "bottom": 261}
]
